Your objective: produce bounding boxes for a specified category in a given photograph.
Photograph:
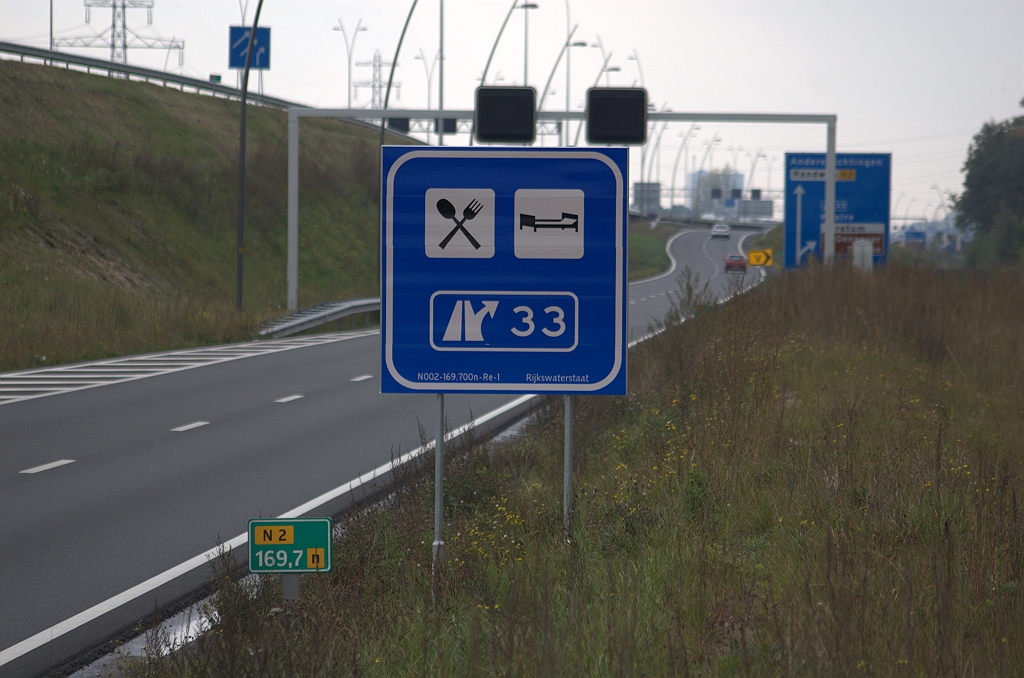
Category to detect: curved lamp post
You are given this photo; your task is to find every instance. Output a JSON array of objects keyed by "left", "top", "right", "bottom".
[
  {"left": 670, "top": 123, "right": 700, "bottom": 209},
  {"left": 414, "top": 49, "right": 439, "bottom": 143},
  {"left": 537, "top": 25, "right": 581, "bottom": 112},
  {"left": 627, "top": 50, "right": 644, "bottom": 89},
  {"left": 746, "top": 149, "right": 765, "bottom": 197},
  {"left": 572, "top": 56, "right": 617, "bottom": 146},
  {"left": 236, "top": 0, "right": 266, "bottom": 311},
  {"left": 333, "top": 18, "right": 367, "bottom": 109},
  {"left": 693, "top": 134, "right": 720, "bottom": 214},
  {"left": 893, "top": 190, "right": 906, "bottom": 221},
  {"left": 472, "top": 0, "right": 524, "bottom": 145},
  {"left": 902, "top": 196, "right": 916, "bottom": 225}
]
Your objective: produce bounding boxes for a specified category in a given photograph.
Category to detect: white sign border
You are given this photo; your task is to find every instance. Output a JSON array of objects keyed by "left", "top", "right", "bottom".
[{"left": 384, "top": 149, "right": 624, "bottom": 392}]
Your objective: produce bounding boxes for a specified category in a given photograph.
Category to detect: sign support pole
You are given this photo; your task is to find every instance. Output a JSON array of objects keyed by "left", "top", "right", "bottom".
[
  {"left": 282, "top": 573, "right": 299, "bottom": 602},
  {"left": 563, "top": 395, "right": 573, "bottom": 540},
  {"left": 823, "top": 121, "right": 837, "bottom": 263},
  {"left": 287, "top": 110, "right": 299, "bottom": 311},
  {"left": 432, "top": 393, "right": 445, "bottom": 588}
]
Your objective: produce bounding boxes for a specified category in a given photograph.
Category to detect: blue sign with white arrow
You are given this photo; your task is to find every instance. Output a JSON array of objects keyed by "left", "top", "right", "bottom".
[
  {"left": 381, "top": 147, "right": 628, "bottom": 395},
  {"left": 229, "top": 26, "right": 270, "bottom": 70},
  {"left": 784, "top": 153, "right": 891, "bottom": 269}
]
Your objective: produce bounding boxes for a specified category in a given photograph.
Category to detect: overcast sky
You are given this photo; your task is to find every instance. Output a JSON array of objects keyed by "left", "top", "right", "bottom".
[{"left": 2, "top": 0, "right": 1022, "bottom": 221}]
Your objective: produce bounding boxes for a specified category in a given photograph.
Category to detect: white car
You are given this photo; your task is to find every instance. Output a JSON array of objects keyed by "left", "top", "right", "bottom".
[{"left": 711, "top": 223, "right": 731, "bottom": 239}]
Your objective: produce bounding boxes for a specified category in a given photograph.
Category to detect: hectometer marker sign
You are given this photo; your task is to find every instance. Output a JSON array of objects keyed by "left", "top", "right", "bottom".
[
  {"left": 784, "top": 153, "right": 891, "bottom": 269},
  {"left": 248, "top": 518, "right": 332, "bottom": 573},
  {"left": 381, "top": 147, "right": 627, "bottom": 394}
]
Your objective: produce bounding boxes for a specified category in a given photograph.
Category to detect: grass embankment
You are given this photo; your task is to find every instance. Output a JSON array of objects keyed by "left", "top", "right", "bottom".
[
  {"left": 0, "top": 59, "right": 409, "bottom": 371},
  {"left": 628, "top": 216, "right": 679, "bottom": 280},
  {"left": 129, "top": 262, "right": 1024, "bottom": 676}
]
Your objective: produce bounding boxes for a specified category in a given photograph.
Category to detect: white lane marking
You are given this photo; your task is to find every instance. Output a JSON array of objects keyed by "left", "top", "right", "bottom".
[
  {"left": 630, "top": 229, "right": 689, "bottom": 284},
  {"left": 350, "top": 374, "right": 374, "bottom": 382},
  {"left": 2, "top": 228, "right": 770, "bottom": 666},
  {"left": 0, "top": 330, "right": 380, "bottom": 406},
  {"left": 6, "top": 240, "right": 772, "bottom": 665},
  {"left": 275, "top": 395, "right": 304, "bottom": 403},
  {"left": 700, "top": 233, "right": 721, "bottom": 279},
  {"left": 19, "top": 459, "right": 76, "bottom": 474},
  {"left": 0, "top": 392, "right": 536, "bottom": 668},
  {"left": 171, "top": 421, "right": 209, "bottom": 432}
]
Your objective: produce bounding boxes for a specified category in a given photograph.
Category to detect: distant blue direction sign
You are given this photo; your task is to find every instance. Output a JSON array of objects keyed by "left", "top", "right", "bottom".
[
  {"left": 229, "top": 26, "right": 270, "bottom": 70},
  {"left": 381, "top": 147, "right": 628, "bottom": 395},
  {"left": 784, "top": 153, "right": 891, "bottom": 269}
]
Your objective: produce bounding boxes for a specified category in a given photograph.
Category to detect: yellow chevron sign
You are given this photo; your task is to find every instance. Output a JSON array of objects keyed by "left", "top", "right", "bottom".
[{"left": 747, "top": 249, "right": 773, "bottom": 266}]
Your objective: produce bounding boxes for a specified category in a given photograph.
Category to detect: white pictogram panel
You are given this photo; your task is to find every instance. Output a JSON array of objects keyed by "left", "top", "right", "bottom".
[
  {"left": 424, "top": 188, "right": 495, "bottom": 258},
  {"left": 514, "top": 189, "right": 584, "bottom": 259}
]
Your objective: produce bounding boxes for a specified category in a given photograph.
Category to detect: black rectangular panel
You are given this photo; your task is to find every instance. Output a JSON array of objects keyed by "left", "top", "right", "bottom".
[
  {"left": 387, "top": 118, "right": 410, "bottom": 134},
  {"left": 475, "top": 87, "right": 536, "bottom": 144},
  {"left": 586, "top": 88, "right": 647, "bottom": 145}
]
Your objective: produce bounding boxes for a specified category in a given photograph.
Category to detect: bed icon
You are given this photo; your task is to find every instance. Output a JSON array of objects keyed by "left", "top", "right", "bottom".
[{"left": 519, "top": 212, "right": 580, "bottom": 232}]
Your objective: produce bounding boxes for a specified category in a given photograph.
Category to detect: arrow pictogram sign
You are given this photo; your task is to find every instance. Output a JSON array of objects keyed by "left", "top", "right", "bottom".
[{"left": 747, "top": 249, "right": 773, "bottom": 266}]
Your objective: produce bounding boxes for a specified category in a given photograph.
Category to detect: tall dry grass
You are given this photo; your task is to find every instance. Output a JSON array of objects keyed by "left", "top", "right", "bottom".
[
  {"left": 0, "top": 267, "right": 262, "bottom": 371},
  {"left": 125, "top": 261, "right": 1024, "bottom": 677}
]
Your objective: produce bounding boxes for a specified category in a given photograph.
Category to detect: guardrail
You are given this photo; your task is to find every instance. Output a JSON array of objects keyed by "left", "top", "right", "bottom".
[
  {"left": 0, "top": 40, "right": 303, "bottom": 109},
  {"left": 259, "top": 298, "right": 381, "bottom": 339},
  {"left": 0, "top": 40, "right": 426, "bottom": 143}
]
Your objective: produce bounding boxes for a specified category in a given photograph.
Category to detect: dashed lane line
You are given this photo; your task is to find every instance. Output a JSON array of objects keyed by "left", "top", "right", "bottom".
[
  {"left": 350, "top": 374, "right": 374, "bottom": 382},
  {"left": 19, "top": 459, "right": 76, "bottom": 475},
  {"left": 171, "top": 421, "right": 209, "bottom": 432},
  {"left": 275, "top": 395, "right": 304, "bottom": 403},
  {"left": 0, "top": 330, "right": 379, "bottom": 406}
]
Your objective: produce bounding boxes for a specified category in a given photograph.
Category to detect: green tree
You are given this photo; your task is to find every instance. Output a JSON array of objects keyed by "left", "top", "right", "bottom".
[{"left": 955, "top": 102, "right": 1024, "bottom": 266}]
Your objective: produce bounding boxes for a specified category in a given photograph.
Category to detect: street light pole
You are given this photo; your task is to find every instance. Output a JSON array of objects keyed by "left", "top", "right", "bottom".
[
  {"left": 746, "top": 149, "right": 764, "bottom": 197},
  {"left": 903, "top": 196, "right": 916, "bottom": 224},
  {"left": 893, "top": 190, "right": 906, "bottom": 221},
  {"left": 670, "top": 123, "right": 699, "bottom": 208},
  {"left": 592, "top": 36, "right": 611, "bottom": 86},
  {"left": 472, "top": 0, "right": 521, "bottom": 146},
  {"left": 931, "top": 184, "right": 946, "bottom": 220},
  {"left": 694, "top": 134, "right": 720, "bottom": 216},
  {"left": 572, "top": 54, "right": 617, "bottom": 146},
  {"left": 333, "top": 18, "right": 367, "bottom": 109},
  {"left": 438, "top": 0, "right": 445, "bottom": 146},
  {"left": 564, "top": 0, "right": 571, "bottom": 146},
  {"left": 415, "top": 49, "right": 438, "bottom": 143},
  {"left": 537, "top": 25, "right": 581, "bottom": 114},
  {"left": 236, "top": 0, "right": 266, "bottom": 312},
  {"left": 627, "top": 49, "right": 645, "bottom": 89},
  {"left": 520, "top": 2, "right": 538, "bottom": 86},
  {"left": 645, "top": 118, "right": 669, "bottom": 188}
]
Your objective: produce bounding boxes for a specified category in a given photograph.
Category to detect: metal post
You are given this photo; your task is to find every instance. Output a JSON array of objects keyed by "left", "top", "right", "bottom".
[
  {"left": 563, "top": 395, "right": 573, "bottom": 539},
  {"left": 287, "top": 110, "right": 299, "bottom": 311},
  {"left": 437, "top": 0, "right": 444, "bottom": 147},
  {"left": 523, "top": 3, "right": 529, "bottom": 86},
  {"left": 823, "top": 120, "right": 837, "bottom": 264},
  {"left": 236, "top": 0, "right": 265, "bottom": 312},
  {"left": 282, "top": 573, "right": 300, "bottom": 602},
  {"left": 564, "top": 0, "right": 571, "bottom": 146},
  {"left": 433, "top": 393, "right": 445, "bottom": 583}
]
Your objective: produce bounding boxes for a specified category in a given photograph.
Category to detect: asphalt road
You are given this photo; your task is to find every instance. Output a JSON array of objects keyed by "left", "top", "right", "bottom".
[{"left": 0, "top": 226, "right": 759, "bottom": 676}]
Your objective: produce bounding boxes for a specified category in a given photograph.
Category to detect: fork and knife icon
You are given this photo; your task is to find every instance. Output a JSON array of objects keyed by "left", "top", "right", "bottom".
[{"left": 436, "top": 198, "right": 483, "bottom": 250}]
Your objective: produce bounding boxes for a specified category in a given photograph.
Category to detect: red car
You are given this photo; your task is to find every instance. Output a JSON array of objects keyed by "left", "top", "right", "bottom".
[{"left": 724, "top": 254, "right": 748, "bottom": 272}]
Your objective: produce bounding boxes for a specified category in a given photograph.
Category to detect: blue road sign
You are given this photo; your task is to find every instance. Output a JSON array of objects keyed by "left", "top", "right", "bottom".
[
  {"left": 229, "top": 26, "right": 270, "bottom": 70},
  {"left": 381, "top": 147, "right": 628, "bottom": 395},
  {"left": 784, "top": 153, "right": 891, "bottom": 269}
]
